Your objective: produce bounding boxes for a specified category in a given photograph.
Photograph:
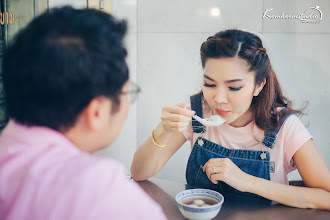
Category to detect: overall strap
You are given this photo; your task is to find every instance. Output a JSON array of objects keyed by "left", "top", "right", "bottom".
[
  {"left": 262, "top": 108, "right": 294, "bottom": 149},
  {"left": 190, "top": 94, "right": 205, "bottom": 133}
]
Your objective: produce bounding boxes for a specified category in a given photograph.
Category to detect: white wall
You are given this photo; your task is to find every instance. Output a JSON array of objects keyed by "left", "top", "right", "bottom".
[
  {"left": 49, "top": 0, "right": 87, "bottom": 8},
  {"left": 51, "top": 0, "right": 330, "bottom": 183},
  {"left": 94, "top": 0, "right": 138, "bottom": 173}
]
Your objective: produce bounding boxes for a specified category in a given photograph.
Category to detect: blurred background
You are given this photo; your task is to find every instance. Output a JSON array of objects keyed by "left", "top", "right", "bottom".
[{"left": 1, "top": 0, "right": 329, "bottom": 184}]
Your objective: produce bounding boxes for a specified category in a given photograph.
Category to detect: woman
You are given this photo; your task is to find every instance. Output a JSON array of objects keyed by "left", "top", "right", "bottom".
[{"left": 131, "top": 29, "right": 330, "bottom": 210}]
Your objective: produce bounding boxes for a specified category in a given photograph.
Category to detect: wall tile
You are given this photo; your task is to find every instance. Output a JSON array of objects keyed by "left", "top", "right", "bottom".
[
  {"left": 138, "top": 0, "right": 263, "bottom": 33},
  {"left": 49, "top": 0, "right": 87, "bottom": 9},
  {"left": 112, "top": 0, "right": 137, "bottom": 32},
  {"left": 264, "top": 33, "right": 330, "bottom": 179}
]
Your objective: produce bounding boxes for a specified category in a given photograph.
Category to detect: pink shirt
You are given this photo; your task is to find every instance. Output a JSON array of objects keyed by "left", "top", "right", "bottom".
[
  {"left": 0, "top": 120, "right": 166, "bottom": 220},
  {"left": 182, "top": 102, "right": 312, "bottom": 185}
]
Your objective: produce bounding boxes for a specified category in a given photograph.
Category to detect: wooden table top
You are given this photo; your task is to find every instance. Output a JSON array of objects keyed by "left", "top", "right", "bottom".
[{"left": 137, "top": 178, "right": 330, "bottom": 220}]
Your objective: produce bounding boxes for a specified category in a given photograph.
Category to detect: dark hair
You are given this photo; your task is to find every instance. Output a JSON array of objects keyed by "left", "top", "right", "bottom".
[
  {"left": 200, "top": 29, "right": 303, "bottom": 131},
  {"left": 2, "top": 6, "right": 129, "bottom": 131}
]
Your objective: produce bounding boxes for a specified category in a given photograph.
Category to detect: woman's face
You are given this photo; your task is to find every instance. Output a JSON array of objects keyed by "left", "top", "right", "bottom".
[{"left": 202, "top": 57, "right": 264, "bottom": 127}]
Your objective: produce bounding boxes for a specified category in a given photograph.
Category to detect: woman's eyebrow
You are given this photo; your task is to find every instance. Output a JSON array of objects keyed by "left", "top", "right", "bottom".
[
  {"left": 203, "top": 74, "right": 244, "bottom": 83},
  {"left": 225, "top": 79, "right": 244, "bottom": 83},
  {"left": 203, "top": 74, "right": 215, "bottom": 81}
]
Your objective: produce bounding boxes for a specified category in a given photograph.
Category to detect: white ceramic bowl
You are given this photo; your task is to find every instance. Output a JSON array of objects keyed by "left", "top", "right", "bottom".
[{"left": 175, "top": 189, "right": 224, "bottom": 220}]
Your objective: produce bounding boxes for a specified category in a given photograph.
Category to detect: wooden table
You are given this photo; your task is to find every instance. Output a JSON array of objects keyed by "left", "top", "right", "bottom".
[{"left": 137, "top": 178, "right": 330, "bottom": 220}]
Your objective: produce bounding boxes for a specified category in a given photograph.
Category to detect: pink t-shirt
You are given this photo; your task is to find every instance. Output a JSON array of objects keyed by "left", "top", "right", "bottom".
[
  {"left": 0, "top": 120, "right": 166, "bottom": 220},
  {"left": 182, "top": 102, "right": 312, "bottom": 185}
]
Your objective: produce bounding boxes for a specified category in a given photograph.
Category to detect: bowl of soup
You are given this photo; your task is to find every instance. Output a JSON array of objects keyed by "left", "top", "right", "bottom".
[{"left": 175, "top": 189, "right": 224, "bottom": 220}]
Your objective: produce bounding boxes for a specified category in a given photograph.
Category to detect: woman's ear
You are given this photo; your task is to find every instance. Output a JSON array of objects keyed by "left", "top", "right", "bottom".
[
  {"left": 253, "top": 78, "right": 266, "bottom": 96},
  {"left": 83, "top": 97, "right": 112, "bottom": 131}
]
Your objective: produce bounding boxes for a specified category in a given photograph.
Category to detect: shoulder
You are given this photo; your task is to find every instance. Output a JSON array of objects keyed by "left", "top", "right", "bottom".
[
  {"left": 276, "top": 114, "right": 313, "bottom": 172},
  {"left": 280, "top": 114, "right": 308, "bottom": 135},
  {"left": 52, "top": 154, "right": 128, "bottom": 191},
  {"left": 74, "top": 154, "right": 131, "bottom": 187},
  {"left": 272, "top": 107, "right": 306, "bottom": 133},
  {"left": 47, "top": 155, "right": 166, "bottom": 218},
  {"left": 278, "top": 114, "right": 312, "bottom": 153}
]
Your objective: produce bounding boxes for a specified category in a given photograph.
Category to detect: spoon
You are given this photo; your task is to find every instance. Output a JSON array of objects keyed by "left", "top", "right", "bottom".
[{"left": 192, "top": 115, "right": 225, "bottom": 127}]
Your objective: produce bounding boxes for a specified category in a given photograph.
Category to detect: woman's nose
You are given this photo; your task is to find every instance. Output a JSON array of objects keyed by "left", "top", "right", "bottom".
[{"left": 214, "top": 88, "right": 228, "bottom": 104}]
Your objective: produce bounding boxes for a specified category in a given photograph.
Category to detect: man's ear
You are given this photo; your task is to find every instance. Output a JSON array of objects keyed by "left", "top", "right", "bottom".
[
  {"left": 83, "top": 97, "right": 112, "bottom": 131},
  {"left": 253, "top": 78, "right": 266, "bottom": 96}
]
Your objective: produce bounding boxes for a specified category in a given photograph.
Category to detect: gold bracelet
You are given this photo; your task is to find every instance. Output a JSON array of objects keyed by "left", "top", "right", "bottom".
[{"left": 151, "top": 129, "right": 167, "bottom": 148}]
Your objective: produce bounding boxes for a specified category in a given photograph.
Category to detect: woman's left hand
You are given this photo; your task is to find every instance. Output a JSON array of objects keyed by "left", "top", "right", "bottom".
[{"left": 203, "top": 158, "right": 250, "bottom": 192}]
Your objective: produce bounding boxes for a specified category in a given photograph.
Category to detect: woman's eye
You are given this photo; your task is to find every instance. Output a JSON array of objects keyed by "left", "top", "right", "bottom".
[
  {"left": 203, "top": 83, "right": 216, "bottom": 87},
  {"left": 229, "top": 87, "right": 242, "bottom": 91}
]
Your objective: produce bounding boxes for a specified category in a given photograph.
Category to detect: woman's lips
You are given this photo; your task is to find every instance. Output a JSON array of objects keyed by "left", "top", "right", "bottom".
[{"left": 216, "top": 109, "right": 230, "bottom": 116}]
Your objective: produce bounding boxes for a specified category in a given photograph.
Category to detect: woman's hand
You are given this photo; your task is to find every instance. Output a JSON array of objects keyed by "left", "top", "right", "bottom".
[
  {"left": 160, "top": 103, "right": 195, "bottom": 133},
  {"left": 203, "top": 158, "right": 251, "bottom": 192},
  {"left": 130, "top": 103, "right": 192, "bottom": 181}
]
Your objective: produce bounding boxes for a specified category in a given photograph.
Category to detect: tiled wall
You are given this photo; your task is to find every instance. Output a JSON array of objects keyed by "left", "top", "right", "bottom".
[
  {"left": 49, "top": 0, "right": 87, "bottom": 8},
  {"left": 51, "top": 0, "right": 330, "bottom": 183},
  {"left": 93, "top": 0, "right": 138, "bottom": 170}
]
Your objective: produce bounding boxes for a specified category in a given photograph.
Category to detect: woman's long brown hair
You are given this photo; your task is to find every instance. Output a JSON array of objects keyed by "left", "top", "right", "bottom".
[{"left": 199, "top": 29, "right": 304, "bottom": 131}]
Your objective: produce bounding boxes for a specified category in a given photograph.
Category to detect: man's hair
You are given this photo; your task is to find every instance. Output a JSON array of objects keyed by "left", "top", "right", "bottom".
[{"left": 2, "top": 6, "right": 129, "bottom": 131}]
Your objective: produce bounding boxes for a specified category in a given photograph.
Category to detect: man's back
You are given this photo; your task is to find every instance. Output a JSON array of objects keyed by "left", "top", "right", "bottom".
[{"left": 0, "top": 120, "right": 166, "bottom": 220}]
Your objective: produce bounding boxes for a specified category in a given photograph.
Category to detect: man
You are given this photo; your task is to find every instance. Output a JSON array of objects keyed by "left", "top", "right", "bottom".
[{"left": 0, "top": 7, "right": 166, "bottom": 220}]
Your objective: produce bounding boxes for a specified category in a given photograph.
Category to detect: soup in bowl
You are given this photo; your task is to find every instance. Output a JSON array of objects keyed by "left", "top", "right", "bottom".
[{"left": 175, "top": 189, "right": 224, "bottom": 220}]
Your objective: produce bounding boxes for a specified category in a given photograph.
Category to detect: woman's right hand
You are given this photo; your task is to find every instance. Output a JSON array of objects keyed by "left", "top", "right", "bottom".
[
  {"left": 131, "top": 102, "right": 193, "bottom": 181},
  {"left": 160, "top": 103, "right": 195, "bottom": 133}
]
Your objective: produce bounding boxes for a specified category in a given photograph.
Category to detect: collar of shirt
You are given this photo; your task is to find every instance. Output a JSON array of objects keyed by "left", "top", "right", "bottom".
[{"left": 1, "top": 120, "right": 79, "bottom": 154}]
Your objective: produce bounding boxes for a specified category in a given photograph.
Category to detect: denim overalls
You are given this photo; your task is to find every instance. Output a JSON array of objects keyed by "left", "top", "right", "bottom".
[{"left": 186, "top": 94, "right": 293, "bottom": 203}]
